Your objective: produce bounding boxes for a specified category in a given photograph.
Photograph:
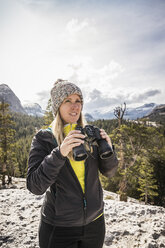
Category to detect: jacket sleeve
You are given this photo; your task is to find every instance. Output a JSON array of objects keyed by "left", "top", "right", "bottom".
[
  {"left": 98, "top": 146, "right": 119, "bottom": 178},
  {"left": 26, "top": 131, "right": 66, "bottom": 195}
]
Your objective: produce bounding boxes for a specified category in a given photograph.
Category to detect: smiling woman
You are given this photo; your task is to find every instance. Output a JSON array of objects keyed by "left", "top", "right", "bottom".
[
  {"left": 26, "top": 79, "right": 118, "bottom": 248},
  {"left": 59, "top": 94, "right": 82, "bottom": 124}
]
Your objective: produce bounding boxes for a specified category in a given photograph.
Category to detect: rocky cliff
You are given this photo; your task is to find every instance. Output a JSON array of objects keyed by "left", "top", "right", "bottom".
[
  {"left": 0, "top": 84, "right": 44, "bottom": 117},
  {"left": 0, "top": 84, "right": 26, "bottom": 114},
  {"left": 147, "top": 104, "right": 165, "bottom": 117}
]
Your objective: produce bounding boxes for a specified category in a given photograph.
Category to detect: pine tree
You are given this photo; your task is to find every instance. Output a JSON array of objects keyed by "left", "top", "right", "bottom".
[
  {"left": 0, "top": 101, "right": 16, "bottom": 185},
  {"left": 15, "top": 136, "right": 33, "bottom": 177},
  {"left": 42, "top": 98, "right": 54, "bottom": 128},
  {"left": 114, "top": 103, "right": 127, "bottom": 201},
  {"left": 138, "top": 156, "right": 158, "bottom": 204},
  {"left": 149, "top": 145, "right": 165, "bottom": 206},
  {"left": 111, "top": 120, "right": 161, "bottom": 202}
]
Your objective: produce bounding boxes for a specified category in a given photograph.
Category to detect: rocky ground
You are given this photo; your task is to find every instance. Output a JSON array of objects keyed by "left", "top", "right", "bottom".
[{"left": 0, "top": 178, "right": 165, "bottom": 248}]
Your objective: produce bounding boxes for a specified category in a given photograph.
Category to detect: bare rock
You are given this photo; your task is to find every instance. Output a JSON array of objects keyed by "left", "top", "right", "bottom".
[{"left": 0, "top": 178, "right": 165, "bottom": 247}]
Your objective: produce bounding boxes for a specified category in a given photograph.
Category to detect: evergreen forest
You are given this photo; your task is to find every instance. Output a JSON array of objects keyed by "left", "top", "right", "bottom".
[{"left": 0, "top": 101, "right": 165, "bottom": 208}]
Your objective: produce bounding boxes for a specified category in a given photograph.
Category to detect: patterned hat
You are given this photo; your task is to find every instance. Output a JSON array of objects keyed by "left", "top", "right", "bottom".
[{"left": 51, "top": 79, "right": 83, "bottom": 116}]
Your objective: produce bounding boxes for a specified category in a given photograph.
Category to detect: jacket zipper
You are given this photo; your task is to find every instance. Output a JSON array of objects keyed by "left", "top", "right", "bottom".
[
  {"left": 83, "top": 195, "right": 87, "bottom": 225},
  {"left": 83, "top": 160, "right": 87, "bottom": 225},
  {"left": 67, "top": 158, "right": 87, "bottom": 225},
  {"left": 68, "top": 124, "right": 87, "bottom": 225}
]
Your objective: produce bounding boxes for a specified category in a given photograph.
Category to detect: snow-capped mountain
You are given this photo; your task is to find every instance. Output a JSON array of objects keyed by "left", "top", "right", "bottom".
[
  {"left": 88, "top": 110, "right": 114, "bottom": 120},
  {"left": 23, "top": 103, "right": 45, "bottom": 117},
  {"left": 124, "top": 103, "right": 157, "bottom": 120},
  {"left": 84, "top": 113, "right": 95, "bottom": 122},
  {"left": 0, "top": 84, "right": 45, "bottom": 117},
  {"left": 87, "top": 103, "right": 158, "bottom": 120}
]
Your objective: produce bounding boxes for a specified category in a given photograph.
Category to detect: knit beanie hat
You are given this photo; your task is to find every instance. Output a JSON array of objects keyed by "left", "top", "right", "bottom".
[{"left": 51, "top": 79, "right": 83, "bottom": 116}]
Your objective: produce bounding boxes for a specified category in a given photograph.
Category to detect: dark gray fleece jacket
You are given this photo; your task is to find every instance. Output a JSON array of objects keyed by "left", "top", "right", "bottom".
[{"left": 26, "top": 129, "right": 118, "bottom": 227}]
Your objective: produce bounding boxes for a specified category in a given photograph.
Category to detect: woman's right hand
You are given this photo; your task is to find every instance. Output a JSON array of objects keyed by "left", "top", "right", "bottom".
[{"left": 60, "top": 130, "right": 85, "bottom": 157}]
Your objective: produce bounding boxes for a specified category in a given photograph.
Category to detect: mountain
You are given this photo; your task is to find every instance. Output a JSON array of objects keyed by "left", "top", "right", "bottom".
[
  {"left": 145, "top": 104, "right": 165, "bottom": 123},
  {"left": 84, "top": 113, "right": 95, "bottom": 122},
  {"left": 88, "top": 103, "right": 158, "bottom": 120},
  {"left": 0, "top": 84, "right": 45, "bottom": 117},
  {"left": 88, "top": 110, "right": 114, "bottom": 120},
  {"left": 23, "top": 103, "right": 45, "bottom": 117},
  {"left": 0, "top": 84, "right": 26, "bottom": 114},
  {"left": 124, "top": 103, "right": 157, "bottom": 120}
]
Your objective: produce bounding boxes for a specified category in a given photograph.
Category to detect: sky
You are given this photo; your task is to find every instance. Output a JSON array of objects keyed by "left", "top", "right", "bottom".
[{"left": 0, "top": 0, "right": 165, "bottom": 114}]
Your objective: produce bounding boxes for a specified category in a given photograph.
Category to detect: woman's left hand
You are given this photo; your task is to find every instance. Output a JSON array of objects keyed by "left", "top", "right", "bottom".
[{"left": 100, "top": 129, "right": 112, "bottom": 148}]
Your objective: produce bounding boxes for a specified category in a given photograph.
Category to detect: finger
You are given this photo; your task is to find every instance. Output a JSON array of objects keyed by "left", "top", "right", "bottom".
[
  {"left": 101, "top": 134, "right": 108, "bottom": 140},
  {"left": 67, "top": 133, "right": 85, "bottom": 139},
  {"left": 100, "top": 130, "right": 107, "bottom": 137},
  {"left": 100, "top": 129, "right": 106, "bottom": 134},
  {"left": 71, "top": 138, "right": 85, "bottom": 144},
  {"left": 68, "top": 130, "right": 81, "bottom": 135},
  {"left": 70, "top": 142, "right": 83, "bottom": 149},
  {"left": 64, "top": 137, "right": 85, "bottom": 146},
  {"left": 100, "top": 132, "right": 111, "bottom": 142},
  {"left": 101, "top": 134, "right": 107, "bottom": 138},
  {"left": 101, "top": 131, "right": 107, "bottom": 136},
  {"left": 60, "top": 138, "right": 83, "bottom": 154},
  {"left": 63, "top": 141, "right": 83, "bottom": 154}
]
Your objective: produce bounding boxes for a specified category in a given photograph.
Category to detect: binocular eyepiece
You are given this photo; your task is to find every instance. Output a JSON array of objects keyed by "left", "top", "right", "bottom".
[{"left": 73, "top": 125, "right": 113, "bottom": 161}]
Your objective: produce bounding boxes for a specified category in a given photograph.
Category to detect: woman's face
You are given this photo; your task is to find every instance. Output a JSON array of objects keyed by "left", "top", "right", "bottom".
[{"left": 59, "top": 94, "right": 82, "bottom": 124}]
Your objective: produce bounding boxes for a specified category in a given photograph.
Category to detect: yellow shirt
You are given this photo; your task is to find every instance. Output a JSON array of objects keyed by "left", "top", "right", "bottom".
[{"left": 63, "top": 124, "right": 85, "bottom": 193}]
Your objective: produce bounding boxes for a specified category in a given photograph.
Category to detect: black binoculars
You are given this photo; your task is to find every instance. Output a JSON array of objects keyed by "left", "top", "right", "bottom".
[{"left": 73, "top": 125, "right": 113, "bottom": 161}]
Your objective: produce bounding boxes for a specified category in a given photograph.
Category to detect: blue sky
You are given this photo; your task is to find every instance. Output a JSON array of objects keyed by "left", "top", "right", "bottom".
[{"left": 0, "top": 0, "right": 165, "bottom": 113}]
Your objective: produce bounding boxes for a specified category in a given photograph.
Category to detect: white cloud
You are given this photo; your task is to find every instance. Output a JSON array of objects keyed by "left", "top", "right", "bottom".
[
  {"left": 66, "top": 57, "right": 124, "bottom": 91},
  {"left": 82, "top": 88, "right": 161, "bottom": 113},
  {"left": 66, "top": 18, "right": 89, "bottom": 35},
  {"left": 61, "top": 57, "right": 162, "bottom": 113},
  {"left": 98, "top": 61, "right": 125, "bottom": 81}
]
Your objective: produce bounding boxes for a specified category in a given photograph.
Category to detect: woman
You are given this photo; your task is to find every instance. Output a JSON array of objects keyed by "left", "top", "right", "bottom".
[{"left": 27, "top": 79, "right": 118, "bottom": 248}]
